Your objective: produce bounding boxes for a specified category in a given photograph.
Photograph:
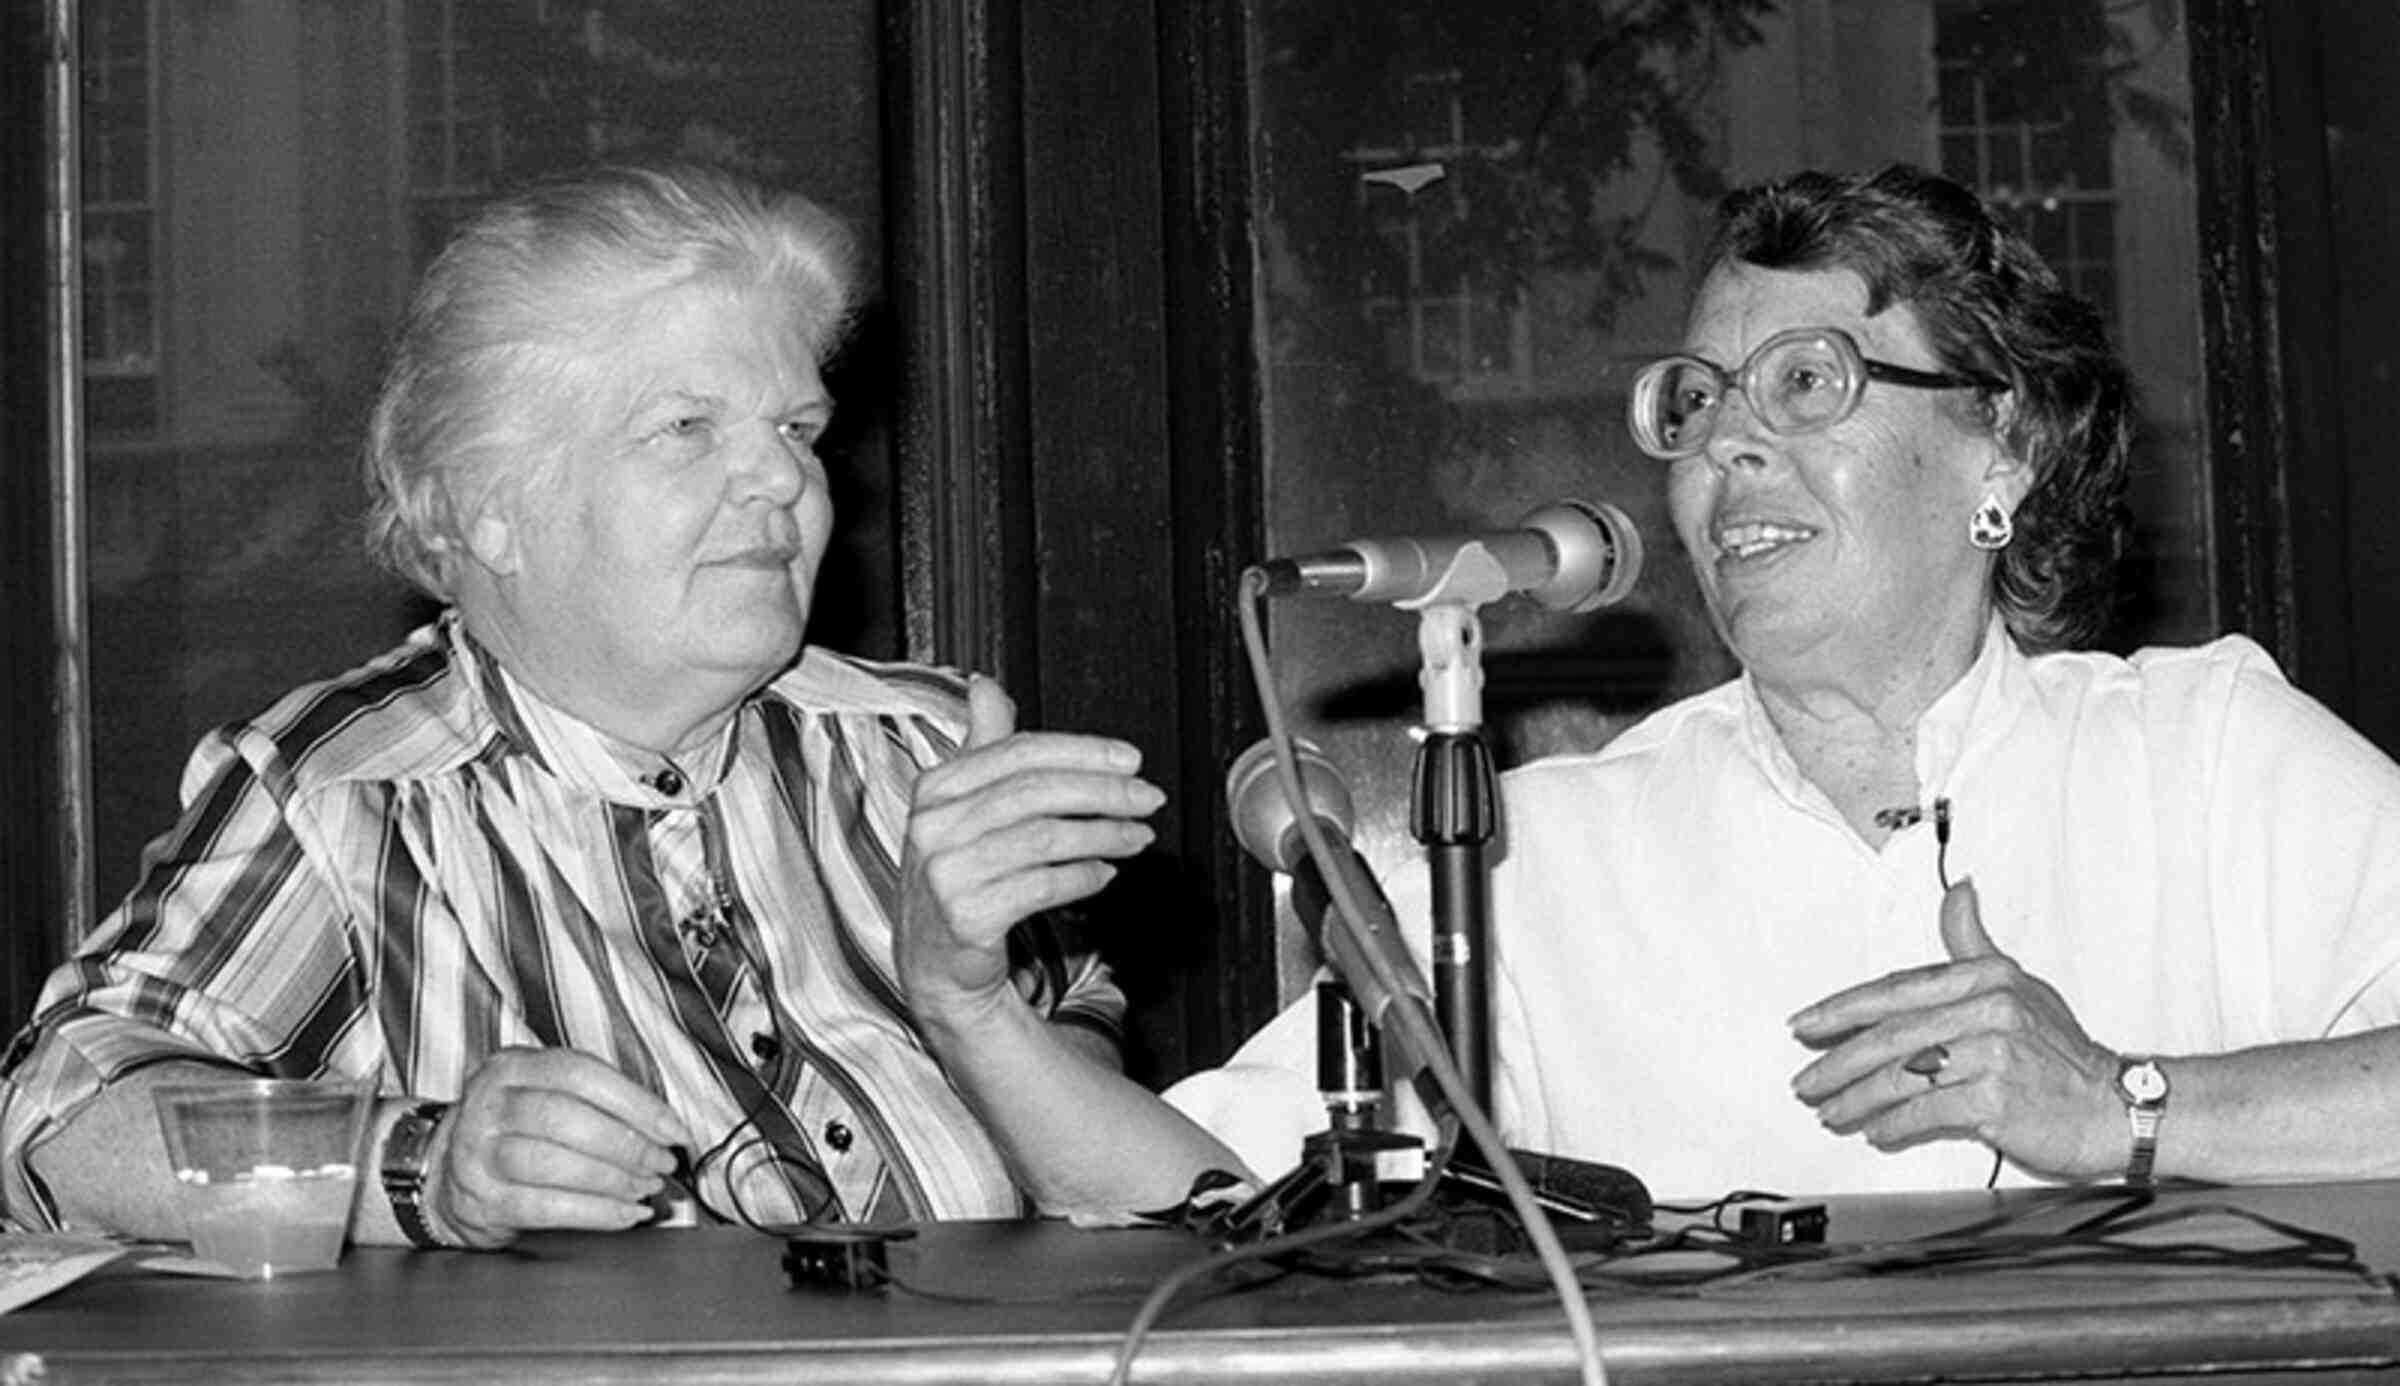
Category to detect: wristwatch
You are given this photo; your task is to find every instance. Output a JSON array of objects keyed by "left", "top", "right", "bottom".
[
  {"left": 2114, "top": 1056, "right": 2170, "bottom": 1186},
  {"left": 381, "top": 1100, "right": 453, "bottom": 1248}
]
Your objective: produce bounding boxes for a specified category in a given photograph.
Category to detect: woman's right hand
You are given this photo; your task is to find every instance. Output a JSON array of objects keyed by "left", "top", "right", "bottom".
[
  {"left": 1787, "top": 880, "right": 2123, "bottom": 1180},
  {"left": 425, "top": 1047, "right": 691, "bottom": 1249},
  {"left": 893, "top": 675, "right": 1162, "bottom": 1030}
]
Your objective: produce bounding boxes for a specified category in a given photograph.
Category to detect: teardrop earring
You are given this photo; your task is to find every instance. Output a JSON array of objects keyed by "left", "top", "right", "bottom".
[{"left": 1968, "top": 493, "right": 2014, "bottom": 551}]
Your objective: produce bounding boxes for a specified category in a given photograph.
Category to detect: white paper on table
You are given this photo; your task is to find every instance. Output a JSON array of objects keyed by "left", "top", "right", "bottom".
[{"left": 0, "top": 1233, "right": 132, "bottom": 1314}]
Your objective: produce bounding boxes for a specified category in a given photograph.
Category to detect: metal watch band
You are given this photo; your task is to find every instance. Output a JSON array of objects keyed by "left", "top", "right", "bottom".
[
  {"left": 2124, "top": 1107, "right": 2161, "bottom": 1186},
  {"left": 381, "top": 1100, "right": 453, "bottom": 1249}
]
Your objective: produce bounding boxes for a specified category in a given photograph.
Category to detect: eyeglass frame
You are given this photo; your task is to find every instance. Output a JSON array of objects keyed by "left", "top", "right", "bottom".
[{"left": 1627, "top": 325, "right": 2006, "bottom": 461}]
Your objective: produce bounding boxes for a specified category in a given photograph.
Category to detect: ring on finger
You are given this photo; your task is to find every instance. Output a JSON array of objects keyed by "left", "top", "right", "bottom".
[{"left": 1902, "top": 1042, "right": 1951, "bottom": 1087}]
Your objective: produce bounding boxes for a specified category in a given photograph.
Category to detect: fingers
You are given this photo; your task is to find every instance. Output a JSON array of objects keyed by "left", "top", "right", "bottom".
[
  {"left": 922, "top": 759, "right": 1163, "bottom": 825},
  {"left": 911, "top": 756, "right": 1165, "bottom": 896},
  {"left": 1789, "top": 959, "right": 1994, "bottom": 1046},
  {"left": 908, "top": 675, "right": 1164, "bottom": 935},
  {"left": 965, "top": 673, "right": 1016, "bottom": 751},
  {"left": 919, "top": 812, "right": 1155, "bottom": 894},
  {"left": 921, "top": 729, "right": 1148, "bottom": 808},
  {"left": 433, "top": 1048, "right": 692, "bottom": 1246},
  {"left": 1791, "top": 986, "right": 2111, "bottom": 1171},
  {"left": 908, "top": 794, "right": 1160, "bottom": 956},
  {"left": 932, "top": 858, "right": 1131, "bottom": 936},
  {"left": 927, "top": 673, "right": 1144, "bottom": 807},
  {"left": 1791, "top": 957, "right": 2033, "bottom": 1125},
  {"left": 1839, "top": 1067, "right": 1989, "bottom": 1153},
  {"left": 898, "top": 678, "right": 1165, "bottom": 1014},
  {"left": 1799, "top": 1031, "right": 1983, "bottom": 1138},
  {"left": 1792, "top": 1009, "right": 1974, "bottom": 1112},
  {"left": 1939, "top": 877, "right": 1999, "bottom": 962}
]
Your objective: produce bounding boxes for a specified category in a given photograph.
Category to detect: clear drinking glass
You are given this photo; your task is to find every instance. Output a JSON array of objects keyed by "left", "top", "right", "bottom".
[{"left": 152, "top": 1078, "right": 373, "bottom": 1278}]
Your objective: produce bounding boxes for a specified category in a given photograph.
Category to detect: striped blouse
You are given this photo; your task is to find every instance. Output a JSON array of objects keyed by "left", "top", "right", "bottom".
[{"left": 0, "top": 614, "right": 1125, "bottom": 1230}]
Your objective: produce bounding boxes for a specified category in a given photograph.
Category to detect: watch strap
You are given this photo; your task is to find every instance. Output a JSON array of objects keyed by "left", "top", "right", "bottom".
[
  {"left": 2124, "top": 1106, "right": 2161, "bottom": 1185},
  {"left": 381, "top": 1100, "right": 453, "bottom": 1249}
]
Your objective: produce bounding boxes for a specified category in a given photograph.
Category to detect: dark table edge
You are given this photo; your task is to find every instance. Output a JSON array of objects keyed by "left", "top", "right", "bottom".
[{"left": 12, "top": 1289, "right": 2400, "bottom": 1385}]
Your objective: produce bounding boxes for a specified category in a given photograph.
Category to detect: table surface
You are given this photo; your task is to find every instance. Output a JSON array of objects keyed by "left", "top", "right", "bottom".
[{"left": 4, "top": 1179, "right": 2398, "bottom": 1385}]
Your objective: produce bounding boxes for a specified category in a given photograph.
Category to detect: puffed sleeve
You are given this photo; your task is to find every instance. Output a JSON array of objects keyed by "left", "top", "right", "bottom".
[{"left": 0, "top": 727, "right": 372, "bottom": 1230}]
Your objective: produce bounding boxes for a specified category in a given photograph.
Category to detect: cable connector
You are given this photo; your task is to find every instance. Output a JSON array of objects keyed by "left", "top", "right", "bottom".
[
  {"left": 782, "top": 1225, "right": 916, "bottom": 1293},
  {"left": 1736, "top": 1199, "right": 1828, "bottom": 1248}
]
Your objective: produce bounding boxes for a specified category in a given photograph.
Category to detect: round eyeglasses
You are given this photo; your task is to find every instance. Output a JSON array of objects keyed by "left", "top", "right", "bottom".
[{"left": 1627, "top": 326, "right": 2001, "bottom": 461}]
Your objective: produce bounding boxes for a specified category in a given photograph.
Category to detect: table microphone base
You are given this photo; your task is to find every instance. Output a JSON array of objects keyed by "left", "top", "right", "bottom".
[{"left": 1213, "top": 1124, "right": 1651, "bottom": 1255}]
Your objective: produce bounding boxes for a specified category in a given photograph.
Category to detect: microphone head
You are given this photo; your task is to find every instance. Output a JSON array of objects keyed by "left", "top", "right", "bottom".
[
  {"left": 1522, "top": 499, "right": 1643, "bottom": 614},
  {"left": 1225, "top": 737, "right": 1355, "bottom": 873}
]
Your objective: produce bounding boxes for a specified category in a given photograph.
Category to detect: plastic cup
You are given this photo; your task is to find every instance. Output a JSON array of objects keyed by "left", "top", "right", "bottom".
[{"left": 152, "top": 1078, "right": 373, "bottom": 1278}]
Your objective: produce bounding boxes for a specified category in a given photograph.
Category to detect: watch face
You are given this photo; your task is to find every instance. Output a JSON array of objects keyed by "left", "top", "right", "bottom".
[{"left": 2120, "top": 1059, "right": 2169, "bottom": 1104}]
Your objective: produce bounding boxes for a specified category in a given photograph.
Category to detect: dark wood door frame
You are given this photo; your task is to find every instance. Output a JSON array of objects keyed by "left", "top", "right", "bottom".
[
  {"left": 884, "top": 0, "right": 1274, "bottom": 1083},
  {"left": 0, "top": 1, "right": 82, "bottom": 1029},
  {"left": 2188, "top": 0, "right": 2351, "bottom": 706}
]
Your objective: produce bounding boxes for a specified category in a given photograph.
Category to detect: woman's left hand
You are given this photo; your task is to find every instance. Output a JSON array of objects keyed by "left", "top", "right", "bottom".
[
  {"left": 894, "top": 675, "right": 1163, "bottom": 1028},
  {"left": 1787, "top": 879, "right": 2127, "bottom": 1180}
]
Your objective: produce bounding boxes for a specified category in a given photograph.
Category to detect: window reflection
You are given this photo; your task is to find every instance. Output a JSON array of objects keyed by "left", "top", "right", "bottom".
[
  {"left": 1936, "top": 0, "right": 2132, "bottom": 327},
  {"left": 75, "top": 0, "right": 888, "bottom": 909},
  {"left": 403, "top": 0, "right": 499, "bottom": 267},
  {"left": 80, "top": 0, "right": 156, "bottom": 435}
]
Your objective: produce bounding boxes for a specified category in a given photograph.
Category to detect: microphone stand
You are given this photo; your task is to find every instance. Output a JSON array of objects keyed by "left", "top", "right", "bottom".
[
  {"left": 1406, "top": 598, "right": 1497, "bottom": 1117},
  {"left": 1214, "top": 585, "right": 1503, "bottom": 1245},
  {"left": 1216, "top": 540, "right": 1654, "bottom": 1267},
  {"left": 1401, "top": 596, "right": 1648, "bottom": 1236},
  {"left": 1398, "top": 590, "right": 1653, "bottom": 1243}
]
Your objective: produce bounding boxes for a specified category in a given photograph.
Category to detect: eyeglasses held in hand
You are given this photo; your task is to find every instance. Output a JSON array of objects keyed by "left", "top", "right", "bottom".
[{"left": 1627, "top": 326, "right": 2002, "bottom": 461}]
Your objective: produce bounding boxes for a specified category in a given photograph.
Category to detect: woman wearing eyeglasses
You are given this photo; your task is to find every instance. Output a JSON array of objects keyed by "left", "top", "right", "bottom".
[{"left": 1177, "top": 163, "right": 2400, "bottom": 1199}]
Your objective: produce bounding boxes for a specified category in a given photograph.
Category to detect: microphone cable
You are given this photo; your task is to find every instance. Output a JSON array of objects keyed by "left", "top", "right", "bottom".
[
  {"left": 1107, "top": 566, "right": 1613, "bottom": 1386},
  {"left": 1104, "top": 1119, "right": 1465, "bottom": 1386}
]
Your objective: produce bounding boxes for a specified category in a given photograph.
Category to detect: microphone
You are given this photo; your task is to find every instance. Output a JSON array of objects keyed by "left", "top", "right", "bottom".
[
  {"left": 1256, "top": 499, "right": 1642, "bottom": 612},
  {"left": 1225, "top": 738, "right": 1438, "bottom": 1064}
]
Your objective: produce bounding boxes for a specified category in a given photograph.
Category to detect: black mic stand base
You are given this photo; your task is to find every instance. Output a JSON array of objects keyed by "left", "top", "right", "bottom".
[
  {"left": 1213, "top": 1122, "right": 1652, "bottom": 1259},
  {"left": 1217, "top": 982, "right": 1651, "bottom": 1254},
  {"left": 1214, "top": 1121, "right": 1426, "bottom": 1245}
]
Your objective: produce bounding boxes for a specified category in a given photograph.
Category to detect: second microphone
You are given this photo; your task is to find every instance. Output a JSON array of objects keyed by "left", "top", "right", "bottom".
[{"left": 1255, "top": 498, "right": 1642, "bottom": 612}]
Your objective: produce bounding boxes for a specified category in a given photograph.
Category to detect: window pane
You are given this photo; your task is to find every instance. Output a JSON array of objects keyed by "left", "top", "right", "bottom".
[
  {"left": 77, "top": 0, "right": 894, "bottom": 908},
  {"left": 1987, "top": 129, "right": 2026, "bottom": 190},
  {"left": 1251, "top": 0, "right": 2204, "bottom": 969},
  {"left": 1469, "top": 298, "right": 1514, "bottom": 376}
]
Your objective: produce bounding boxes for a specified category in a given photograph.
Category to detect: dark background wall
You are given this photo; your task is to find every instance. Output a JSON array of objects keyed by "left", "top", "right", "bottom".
[
  {"left": 2191, "top": 1, "right": 2400, "bottom": 754},
  {"left": 2327, "top": 8, "right": 2400, "bottom": 747}
]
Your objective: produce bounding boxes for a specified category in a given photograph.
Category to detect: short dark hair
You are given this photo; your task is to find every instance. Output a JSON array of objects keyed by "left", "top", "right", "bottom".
[
  {"left": 1707, "top": 163, "right": 2133, "bottom": 652},
  {"left": 363, "top": 164, "right": 857, "bottom": 598}
]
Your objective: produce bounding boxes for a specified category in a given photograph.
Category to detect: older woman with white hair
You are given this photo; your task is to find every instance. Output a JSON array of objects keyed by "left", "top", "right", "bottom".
[{"left": 0, "top": 164, "right": 1237, "bottom": 1248}]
